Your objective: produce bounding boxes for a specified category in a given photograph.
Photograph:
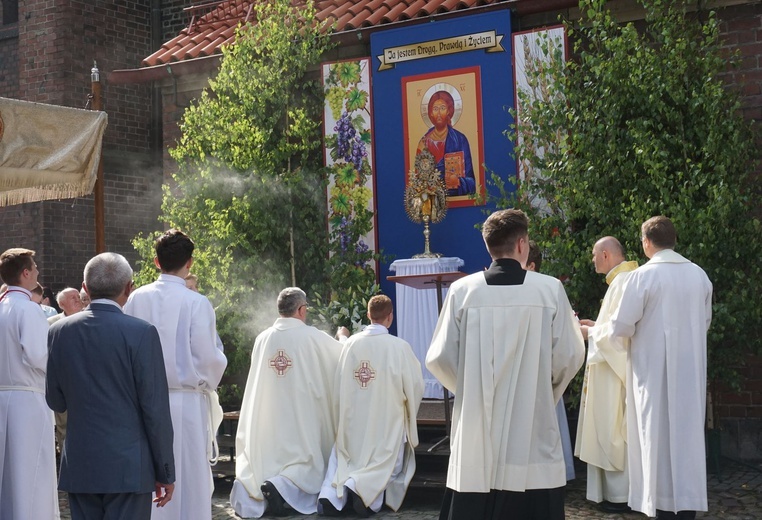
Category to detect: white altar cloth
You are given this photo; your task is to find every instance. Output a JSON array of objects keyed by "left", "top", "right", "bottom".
[{"left": 389, "top": 257, "right": 464, "bottom": 398}]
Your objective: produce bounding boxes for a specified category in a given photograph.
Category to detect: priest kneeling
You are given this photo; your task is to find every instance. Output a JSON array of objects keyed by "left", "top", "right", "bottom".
[
  {"left": 318, "top": 295, "right": 424, "bottom": 517},
  {"left": 230, "top": 287, "right": 343, "bottom": 518}
]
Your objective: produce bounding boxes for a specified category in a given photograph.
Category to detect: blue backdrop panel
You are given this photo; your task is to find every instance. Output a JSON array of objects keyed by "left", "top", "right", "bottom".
[{"left": 370, "top": 10, "right": 516, "bottom": 306}]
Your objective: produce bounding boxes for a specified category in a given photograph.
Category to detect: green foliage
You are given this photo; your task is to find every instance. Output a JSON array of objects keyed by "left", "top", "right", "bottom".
[
  {"left": 505, "top": 0, "right": 762, "bottom": 406},
  {"left": 133, "top": 0, "right": 335, "bottom": 407}
]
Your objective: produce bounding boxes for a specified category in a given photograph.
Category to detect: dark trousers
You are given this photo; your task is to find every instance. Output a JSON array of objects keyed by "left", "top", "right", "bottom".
[
  {"left": 68, "top": 492, "right": 152, "bottom": 520},
  {"left": 656, "top": 510, "right": 697, "bottom": 520},
  {"left": 439, "top": 486, "right": 566, "bottom": 520}
]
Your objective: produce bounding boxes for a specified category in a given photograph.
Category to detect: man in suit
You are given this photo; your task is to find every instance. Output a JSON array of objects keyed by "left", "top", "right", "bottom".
[{"left": 46, "top": 252, "right": 176, "bottom": 520}]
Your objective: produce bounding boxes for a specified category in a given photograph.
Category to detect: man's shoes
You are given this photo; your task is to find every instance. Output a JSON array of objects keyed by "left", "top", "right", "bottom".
[
  {"left": 600, "top": 501, "right": 632, "bottom": 513},
  {"left": 348, "top": 489, "right": 373, "bottom": 518},
  {"left": 261, "top": 480, "right": 288, "bottom": 517},
  {"left": 319, "top": 497, "right": 343, "bottom": 517}
]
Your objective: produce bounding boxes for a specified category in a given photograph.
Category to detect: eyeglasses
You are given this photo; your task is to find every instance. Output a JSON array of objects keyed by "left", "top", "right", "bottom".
[{"left": 299, "top": 304, "right": 311, "bottom": 311}]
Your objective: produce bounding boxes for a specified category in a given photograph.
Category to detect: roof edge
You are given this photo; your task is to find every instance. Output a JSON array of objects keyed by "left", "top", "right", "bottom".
[
  {"left": 110, "top": 0, "right": 579, "bottom": 85},
  {"left": 108, "top": 54, "right": 223, "bottom": 85},
  {"left": 329, "top": 0, "right": 578, "bottom": 45}
]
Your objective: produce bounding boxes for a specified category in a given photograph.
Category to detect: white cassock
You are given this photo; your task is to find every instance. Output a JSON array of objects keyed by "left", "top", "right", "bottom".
[
  {"left": 426, "top": 268, "right": 585, "bottom": 493},
  {"left": 230, "top": 317, "right": 342, "bottom": 518},
  {"left": 611, "top": 249, "right": 712, "bottom": 517},
  {"left": 319, "top": 323, "right": 423, "bottom": 512},
  {"left": 574, "top": 260, "right": 638, "bottom": 503},
  {"left": 125, "top": 274, "right": 228, "bottom": 520},
  {"left": 0, "top": 287, "right": 59, "bottom": 519}
]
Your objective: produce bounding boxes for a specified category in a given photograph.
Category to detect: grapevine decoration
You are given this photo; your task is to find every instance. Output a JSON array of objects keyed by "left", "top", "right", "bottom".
[
  {"left": 404, "top": 149, "right": 447, "bottom": 258},
  {"left": 317, "top": 60, "right": 379, "bottom": 333}
]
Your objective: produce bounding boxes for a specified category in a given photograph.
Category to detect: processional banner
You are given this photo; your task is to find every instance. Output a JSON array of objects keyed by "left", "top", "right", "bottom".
[{"left": 0, "top": 97, "right": 107, "bottom": 207}]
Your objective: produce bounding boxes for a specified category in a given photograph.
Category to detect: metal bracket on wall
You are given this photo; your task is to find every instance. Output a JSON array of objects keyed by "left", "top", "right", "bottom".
[{"left": 166, "top": 66, "right": 190, "bottom": 109}]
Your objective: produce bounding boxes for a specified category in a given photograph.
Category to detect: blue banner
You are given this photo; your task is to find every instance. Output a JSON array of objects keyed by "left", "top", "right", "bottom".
[{"left": 370, "top": 10, "right": 516, "bottom": 307}]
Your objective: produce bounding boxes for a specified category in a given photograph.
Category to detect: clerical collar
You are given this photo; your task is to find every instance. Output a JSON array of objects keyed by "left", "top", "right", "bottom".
[
  {"left": 484, "top": 258, "right": 527, "bottom": 286},
  {"left": 605, "top": 261, "right": 638, "bottom": 285}
]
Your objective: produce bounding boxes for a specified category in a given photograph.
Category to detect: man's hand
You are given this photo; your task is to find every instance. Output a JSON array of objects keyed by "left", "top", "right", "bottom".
[
  {"left": 335, "top": 326, "right": 351, "bottom": 342},
  {"left": 579, "top": 319, "right": 595, "bottom": 341},
  {"left": 154, "top": 482, "right": 175, "bottom": 507}
]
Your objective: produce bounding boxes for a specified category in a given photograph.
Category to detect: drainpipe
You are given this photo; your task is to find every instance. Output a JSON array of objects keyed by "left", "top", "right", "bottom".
[{"left": 150, "top": 0, "right": 163, "bottom": 167}]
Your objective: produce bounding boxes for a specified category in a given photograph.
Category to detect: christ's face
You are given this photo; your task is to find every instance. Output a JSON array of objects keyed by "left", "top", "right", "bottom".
[{"left": 429, "top": 99, "right": 451, "bottom": 130}]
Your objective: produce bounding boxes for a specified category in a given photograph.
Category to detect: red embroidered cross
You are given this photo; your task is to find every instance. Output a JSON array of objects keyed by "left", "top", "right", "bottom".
[
  {"left": 269, "top": 349, "right": 293, "bottom": 376},
  {"left": 354, "top": 361, "right": 376, "bottom": 388}
]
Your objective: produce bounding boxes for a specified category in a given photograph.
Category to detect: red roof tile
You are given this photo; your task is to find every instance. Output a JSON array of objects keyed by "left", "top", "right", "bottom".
[
  {"left": 142, "top": 0, "right": 511, "bottom": 67},
  {"left": 405, "top": 0, "right": 430, "bottom": 17}
]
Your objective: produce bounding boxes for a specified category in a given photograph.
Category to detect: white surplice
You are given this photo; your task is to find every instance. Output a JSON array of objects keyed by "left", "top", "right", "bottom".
[
  {"left": 322, "top": 324, "right": 423, "bottom": 511},
  {"left": 574, "top": 260, "right": 637, "bottom": 503},
  {"left": 125, "top": 274, "right": 227, "bottom": 520},
  {"left": 611, "top": 249, "right": 712, "bottom": 517},
  {"left": 0, "top": 287, "right": 59, "bottom": 519},
  {"left": 426, "top": 269, "right": 585, "bottom": 493},
  {"left": 231, "top": 318, "right": 342, "bottom": 517}
]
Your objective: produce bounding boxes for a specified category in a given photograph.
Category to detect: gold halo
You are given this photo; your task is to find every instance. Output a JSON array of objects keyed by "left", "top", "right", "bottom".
[{"left": 420, "top": 83, "right": 463, "bottom": 128}]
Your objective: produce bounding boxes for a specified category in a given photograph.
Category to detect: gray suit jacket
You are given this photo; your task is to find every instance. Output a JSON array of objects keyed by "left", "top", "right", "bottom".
[{"left": 47, "top": 302, "right": 175, "bottom": 493}]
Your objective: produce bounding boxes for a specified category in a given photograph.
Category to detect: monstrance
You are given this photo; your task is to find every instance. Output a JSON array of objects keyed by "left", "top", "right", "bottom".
[{"left": 404, "top": 150, "right": 447, "bottom": 258}]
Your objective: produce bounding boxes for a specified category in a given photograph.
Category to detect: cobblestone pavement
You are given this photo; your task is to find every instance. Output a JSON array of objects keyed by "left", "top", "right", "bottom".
[{"left": 58, "top": 460, "right": 762, "bottom": 519}]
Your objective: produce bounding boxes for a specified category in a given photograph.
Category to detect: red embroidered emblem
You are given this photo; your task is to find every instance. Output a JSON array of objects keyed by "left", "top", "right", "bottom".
[
  {"left": 354, "top": 361, "right": 376, "bottom": 388},
  {"left": 269, "top": 349, "right": 292, "bottom": 376}
]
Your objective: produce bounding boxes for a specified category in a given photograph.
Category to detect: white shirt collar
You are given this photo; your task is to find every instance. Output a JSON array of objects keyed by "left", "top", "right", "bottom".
[
  {"left": 361, "top": 323, "right": 388, "bottom": 336},
  {"left": 158, "top": 273, "right": 187, "bottom": 285},
  {"left": 6, "top": 285, "right": 32, "bottom": 298},
  {"left": 91, "top": 298, "right": 123, "bottom": 310}
]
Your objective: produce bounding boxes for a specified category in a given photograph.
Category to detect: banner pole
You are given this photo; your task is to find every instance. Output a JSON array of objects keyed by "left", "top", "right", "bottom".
[{"left": 90, "top": 61, "right": 106, "bottom": 254}]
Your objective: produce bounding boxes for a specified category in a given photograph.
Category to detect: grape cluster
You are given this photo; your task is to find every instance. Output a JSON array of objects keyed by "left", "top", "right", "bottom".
[
  {"left": 326, "top": 87, "right": 345, "bottom": 120},
  {"left": 354, "top": 240, "right": 370, "bottom": 267},
  {"left": 348, "top": 134, "right": 367, "bottom": 172},
  {"left": 333, "top": 112, "right": 368, "bottom": 171},
  {"left": 333, "top": 112, "right": 355, "bottom": 162}
]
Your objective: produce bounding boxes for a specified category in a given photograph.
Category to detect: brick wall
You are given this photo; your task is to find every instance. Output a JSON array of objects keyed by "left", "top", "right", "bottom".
[
  {"left": 716, "top": 356, "right": 762, "bottom": 460},
  {"left": 0, "top": 25, "right": 19, "bottom": 98},
  {"left": 0, "top": 203, "right": 43, "bottom": 267},
  {"left": 714, "top": 3, "right": 762, "bottom": 459},
  {"left": 0, "top": 0, "right": 162, "bottom": 292},
  {"left": 162, "top": 0, "right": 191, "bottom": 43},
  {"left": 719, "top": 2, "right": 762, "bottom": 180}
]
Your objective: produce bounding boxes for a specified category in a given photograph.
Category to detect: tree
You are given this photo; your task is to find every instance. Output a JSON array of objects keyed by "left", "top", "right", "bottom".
[
  {"left": 133, "top": 0, "right": 334, "bottom": 389},
  {"left": 506, "top": 0, "right": 762, "bottom": 408}
]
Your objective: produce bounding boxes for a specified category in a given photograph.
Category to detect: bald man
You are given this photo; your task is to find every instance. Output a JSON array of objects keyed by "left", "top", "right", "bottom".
[
  {"left": 575, "top": 237, "right": 637, "bottom": 512},
  {"left": 47, "top": 287, "right": 84, "bottom": 325}
]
